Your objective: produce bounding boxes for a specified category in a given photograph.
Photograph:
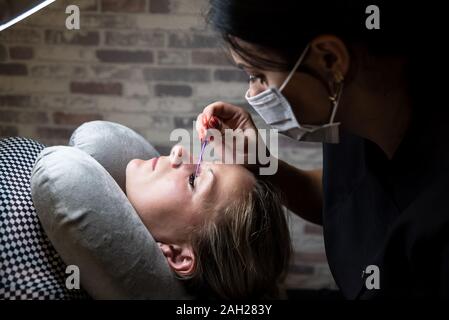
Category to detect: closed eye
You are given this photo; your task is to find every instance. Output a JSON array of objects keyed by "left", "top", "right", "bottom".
[
  {"left": 248, "top": 73, "right": 267, "bottom": 85},
  {"left": 189, "top": 173, "right": 195, "bottom": 188},
  {"left": 188, "top": 168, "right": 214, "bottom": 191}
]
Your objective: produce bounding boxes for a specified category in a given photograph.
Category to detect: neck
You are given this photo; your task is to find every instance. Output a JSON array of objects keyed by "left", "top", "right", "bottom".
[{"left": 341, "top": 79, "right": 412, "bottom": 160}]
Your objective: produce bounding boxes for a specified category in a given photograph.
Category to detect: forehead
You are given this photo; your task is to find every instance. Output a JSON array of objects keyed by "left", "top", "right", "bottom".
[
  {"left": 228, "top": 46, "right": 256, "bottom": 67},
  {"left": 229, "top": 49, "right": 243, "bottom": 62},
  {"left": 228, "top": 41, "right": 286, "bottom": 72}
]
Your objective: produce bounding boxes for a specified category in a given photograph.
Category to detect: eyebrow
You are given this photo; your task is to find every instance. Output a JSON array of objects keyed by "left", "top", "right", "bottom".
[{"left": 198, "top": 168, "right": 215, "bottom": 195}]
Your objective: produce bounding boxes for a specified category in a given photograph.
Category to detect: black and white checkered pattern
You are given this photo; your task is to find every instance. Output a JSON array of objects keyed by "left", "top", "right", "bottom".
[{"left": 0, "top": 137, "right": 89, "bottom": 300}]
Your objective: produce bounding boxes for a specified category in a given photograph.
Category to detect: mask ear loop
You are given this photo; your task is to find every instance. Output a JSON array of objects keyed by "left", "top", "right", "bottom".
[
  {"left": 279, "top": 44, "right": 310, "bottom": 92},
  {"left": 328, "top": 71, "right": 344, "bottom": 124}
]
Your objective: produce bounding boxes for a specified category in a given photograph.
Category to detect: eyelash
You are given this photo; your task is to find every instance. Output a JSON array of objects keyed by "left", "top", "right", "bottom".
[{"left": 248, "top": 74, "right": 266, "bottom": 84}]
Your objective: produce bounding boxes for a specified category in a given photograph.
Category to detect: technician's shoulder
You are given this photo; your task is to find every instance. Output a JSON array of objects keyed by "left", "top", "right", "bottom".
[{"left": 322, "top": 129, "right": 368, "bottom": 208}]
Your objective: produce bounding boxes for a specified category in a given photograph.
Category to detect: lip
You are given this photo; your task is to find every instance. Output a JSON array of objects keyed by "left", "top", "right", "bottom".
[{"left": 152, "top": 157, "right": 159, "bottom": 170}]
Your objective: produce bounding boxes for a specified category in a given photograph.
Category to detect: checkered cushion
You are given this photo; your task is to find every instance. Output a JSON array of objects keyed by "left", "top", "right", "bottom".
[{"left": 0, "top": 137, "right": 90, "bottom": 300}]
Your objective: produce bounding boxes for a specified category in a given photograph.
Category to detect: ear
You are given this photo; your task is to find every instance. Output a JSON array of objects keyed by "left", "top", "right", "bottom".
[
  {"left": 157, "top": 242, "right": 196, "bottom": 277},
  {"left": 309, "top": 35, "right": 350, "bottom": 80}
]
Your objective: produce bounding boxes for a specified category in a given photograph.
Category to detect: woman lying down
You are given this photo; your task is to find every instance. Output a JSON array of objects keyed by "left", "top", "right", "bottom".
[{"left": 125, "top": 144, "right": 291, "bottom": 300}]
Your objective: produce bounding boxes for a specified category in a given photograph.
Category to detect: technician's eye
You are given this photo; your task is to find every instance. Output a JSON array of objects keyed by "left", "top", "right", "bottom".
[
  {"left": 248, "top": 74, "right": 257, "bottom": 83},
  {"left": 248, "top": 74, "right": 267, "bottom": 85},
  {"left": 189, "top": 173, "right": 195, "bottom": 188}
]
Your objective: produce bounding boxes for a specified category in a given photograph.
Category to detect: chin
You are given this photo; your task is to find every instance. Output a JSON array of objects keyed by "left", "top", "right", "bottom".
[
  {"left": 129, "top": 158, "right": 145, "bottom": 167},
  {"left": 125, "top": 159, "right": 140, "bottom": 192}
]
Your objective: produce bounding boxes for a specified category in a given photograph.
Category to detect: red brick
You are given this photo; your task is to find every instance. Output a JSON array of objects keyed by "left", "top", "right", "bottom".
[
  {"left": 102, "top": 0, "right": 146, "bottom": 12},
  {"left": 0, "top": 63, "right": 27, "bottom": 76},
  {"left": 66, "top": 0, "right": 98, "bottom": 11},
  {"left": 53, "top": 112, "right": 103, "bottom": 125},
  {"left": 80, "top": 13, "right": 135, "bottom": 28},
  {"left": 143, "top": 68, "right": 210, "bottom": 82},
  {"left": 157, "top": 50, "right": 189, "bottom": 66},
  {"left": 214, "top": 69, "right": 247, "bottom": 82},
  {"left": 0, "top": 110, "right": 48, "bottom": 124},
  {"left": 9, "top": 46, "right": 34, "bottom": 60},
  {"left": 174, "top": 116, "right": 196, "bottom": 129},
  {"left": 0, "top": 95, "right": 31, "bottom": 107},
  {"left": 30, "top": 65, "right": 87, "bottom": 78},
  {"left": 70, "top": 82, "right": 123, "bottom": 96},
  {"left": 169, "top": 33, "right": 218, "bottom": 48},
  {"left": 96, "top": 49, "right": 154, "bottom": 63},
  {"left": 149, "top": 0, "right": 170, "bottom": 13},
  {"left": 192, "top": 50, "right": 232, "bottom": 66},
  {"left": 154, "top": 84, "right": 192, "bottom": 97},
  {"left": 0, "top": 125, "right": 18, "bottom": 137},
  {"left": 0, "top": 29, "right": 42, "bottom": 44},
  {"left": 0, "top": 44, "right": 7, "bottom": 61},
  {"left": 105, "top": 30, "right": 164, "bottom": 47},
  {"left": 45, "top": 30, "right": 100, "bottom": 46}
]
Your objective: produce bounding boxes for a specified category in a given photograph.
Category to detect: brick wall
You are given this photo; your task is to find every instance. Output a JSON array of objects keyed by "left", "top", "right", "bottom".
[{"left": 0, "top": 0, "right": 335, "bottom": 290}]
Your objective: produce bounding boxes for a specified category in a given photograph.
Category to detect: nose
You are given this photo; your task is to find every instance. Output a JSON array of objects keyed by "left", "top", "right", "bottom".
[
  {"left": 169, "top": 145, "right": 194, "bottom": 169},
  {"left": 248, "top": 79, "right": 267, "bottom": 97}
]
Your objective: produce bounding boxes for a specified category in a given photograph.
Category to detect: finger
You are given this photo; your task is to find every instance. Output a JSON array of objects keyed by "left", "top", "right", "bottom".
[
  {"left": 196, "top": 113, "right": 203, "bottom": 132},
  {"left": 202, "top": 101, "right": 244, "bottom": 121},
  {"left": 196, "top": 113, "right": 208, "bottom": 140},
  {"left": 208, "top": 115, "right": 219, "bottom": 129}
]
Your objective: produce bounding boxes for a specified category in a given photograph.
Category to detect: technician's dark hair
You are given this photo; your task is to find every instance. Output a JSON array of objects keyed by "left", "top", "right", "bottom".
[{"left": 206, "top": 0, "right": 444, "bottom": 114}]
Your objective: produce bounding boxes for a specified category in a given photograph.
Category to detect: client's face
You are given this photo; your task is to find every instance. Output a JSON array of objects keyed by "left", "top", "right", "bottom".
[{"left": 125, "top": 145, "right": 255, "bottom": 244}]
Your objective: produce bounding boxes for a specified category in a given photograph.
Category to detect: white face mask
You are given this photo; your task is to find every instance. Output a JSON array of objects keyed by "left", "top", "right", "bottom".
[{"left": 245, "top": 45, "right": 343, "bottom": 143}]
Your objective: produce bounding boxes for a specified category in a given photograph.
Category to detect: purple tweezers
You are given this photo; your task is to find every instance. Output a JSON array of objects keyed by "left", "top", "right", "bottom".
[{"left": 194, "top": 138, "right": 208, "bottom": 178}]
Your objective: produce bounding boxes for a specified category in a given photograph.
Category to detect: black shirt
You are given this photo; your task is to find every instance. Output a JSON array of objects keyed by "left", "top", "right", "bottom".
[{"left": 322, "top": 107, "right": 449, "bottom": 298}]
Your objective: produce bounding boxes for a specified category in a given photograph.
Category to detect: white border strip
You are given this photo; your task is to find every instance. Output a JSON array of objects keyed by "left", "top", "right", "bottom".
[{"left": 0, "top": 0, "right": 56, "bottom": 32}]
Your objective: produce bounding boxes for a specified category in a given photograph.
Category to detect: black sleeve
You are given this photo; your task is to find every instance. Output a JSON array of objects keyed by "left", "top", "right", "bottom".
[{"left": 380, "top": 173, "right": 449, "bottom": 298}]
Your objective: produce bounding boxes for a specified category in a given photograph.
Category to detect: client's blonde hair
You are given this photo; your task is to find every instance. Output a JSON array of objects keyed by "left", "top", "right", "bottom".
[{"left": 183, "top": 178, "right": 292, "bottom": 299}]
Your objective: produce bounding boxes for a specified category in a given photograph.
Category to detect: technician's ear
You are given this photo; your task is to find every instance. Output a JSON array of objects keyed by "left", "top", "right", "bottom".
[
  {"left": 308, "top": 35, "right": 350, "bottom": 80},
  {"left": 157, "top": 242, "right": 196, "bottom": 277}
]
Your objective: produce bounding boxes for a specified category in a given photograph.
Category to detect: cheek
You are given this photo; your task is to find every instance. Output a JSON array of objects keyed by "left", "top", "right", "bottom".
[
  {"left": 125, "top": 159, "right": 150, "bottom": 193},
  {"left": 130, "top": 175, "right": 189, "bottom": 218},
  {"left": 268, "top": 71, "right": 289, "bottom": 88},
  {"left": 248, "top": 82, "right": 266, "bottom": 97},
  {"left": 135, "top": 179, "right": 196, "bottom": 241},
  {"left": 288, "top": 74, "right": 332, "bottom": 124}
]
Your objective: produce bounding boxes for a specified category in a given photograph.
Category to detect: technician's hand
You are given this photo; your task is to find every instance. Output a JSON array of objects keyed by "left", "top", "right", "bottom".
[
  {"left": 196, "top": 101, "right": 257, "bottom": 140},
  {"left": 196, "top": 101, "right": 268, "bottom": 171}
]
